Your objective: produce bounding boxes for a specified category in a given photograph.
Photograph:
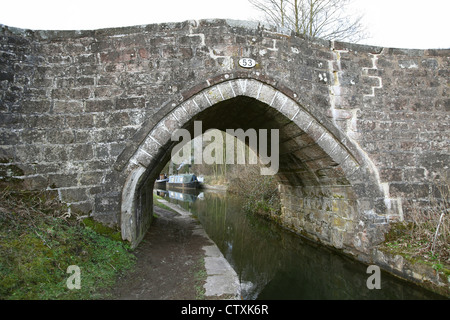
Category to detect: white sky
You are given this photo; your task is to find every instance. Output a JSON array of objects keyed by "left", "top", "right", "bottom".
[{"left": 0, "top": 0, "right": 448, "bottom": 49}]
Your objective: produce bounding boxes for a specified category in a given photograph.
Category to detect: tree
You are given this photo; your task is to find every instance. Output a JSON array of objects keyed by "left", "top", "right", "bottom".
[{"left": 249, "top": 0, "right": 368, "bottom": 43}]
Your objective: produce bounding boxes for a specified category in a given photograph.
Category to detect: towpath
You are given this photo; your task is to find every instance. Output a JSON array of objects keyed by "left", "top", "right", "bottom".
[{"left": 108, "top": 199, "right": 240, "bottom": 300}]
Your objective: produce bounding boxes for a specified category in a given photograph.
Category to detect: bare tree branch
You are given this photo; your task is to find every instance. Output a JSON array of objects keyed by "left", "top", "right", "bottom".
[{"left": 249, "top": 0, "right": 368, "bottom": 42}]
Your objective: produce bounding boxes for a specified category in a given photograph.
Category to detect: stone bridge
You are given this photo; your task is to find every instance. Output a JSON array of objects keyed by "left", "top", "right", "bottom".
[{"left": 1, "top": 19, "right": 448, "bottom": 257}]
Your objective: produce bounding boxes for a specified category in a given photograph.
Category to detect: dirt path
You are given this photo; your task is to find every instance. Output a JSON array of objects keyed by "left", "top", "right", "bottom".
[
  {"left": 108, "top": 205, "right": 210, "bottom": 300},
  {"left": 107, "top": 201, "right": 240, "bottom": 300}
]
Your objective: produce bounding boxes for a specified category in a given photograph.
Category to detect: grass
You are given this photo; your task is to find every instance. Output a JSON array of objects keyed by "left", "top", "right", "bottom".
[
  {"left": 378, "top": 173, "right": 450, "bottom": 286},
  {"left": 0, "top": 184, "right": 136, "bottom": 300},
  {"left": 153, "top": 193, "right": 178, "bottom": 214},
  {"left": 194, "top": 258, "right": 207, "bottom": 300},
  {"left": 380, "top": 221, "right": 450, "bottom": 284}
]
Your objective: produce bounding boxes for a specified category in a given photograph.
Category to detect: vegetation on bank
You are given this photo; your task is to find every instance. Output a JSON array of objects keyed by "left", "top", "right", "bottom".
[
  {"left": 153, "top": 193, "right": 178, "bottom": 214},
  {"left": 0, "top": 184, "right": 136, "bottom": 300},
  {"left": 378, "top": 174, "right": 450, "bottom": 285},
  {"left": 227, "top": 165, "right": 281, "bottom": 220}
]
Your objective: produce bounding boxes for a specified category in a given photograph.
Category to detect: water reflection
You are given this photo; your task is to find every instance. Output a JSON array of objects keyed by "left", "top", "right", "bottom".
[
  {"left": 155, "top": 188, "right": 204, "bottom": 203},
  {"left": 162, "top": 190, "right": 445, "bottom": 300}
]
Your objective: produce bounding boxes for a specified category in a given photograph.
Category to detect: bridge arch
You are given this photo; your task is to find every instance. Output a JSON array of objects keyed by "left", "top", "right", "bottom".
[{"left": 118, "top": 77, "right": 392, "bottom": 254}]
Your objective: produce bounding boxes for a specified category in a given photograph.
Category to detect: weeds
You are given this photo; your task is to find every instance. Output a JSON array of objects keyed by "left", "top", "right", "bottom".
[
  {"left": 227, "top": 165, "right": 281, "bottom": 219},
  {"left": 382, "top": 172, "right": 449, "bottom": 271},
  {"left": 0, "top": 184, "right": 136, "bottom": 300},
  {"left": 194, "top": 258, "right": 207, "bottom": 300}
]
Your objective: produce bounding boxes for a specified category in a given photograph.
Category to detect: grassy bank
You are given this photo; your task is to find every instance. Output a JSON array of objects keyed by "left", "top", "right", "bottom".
[
  {"left": 0, "top": 184, "right": 136, "bottom": 300},
  {"left": 379, "top": 174, "right": 449, "bottom": 286}
]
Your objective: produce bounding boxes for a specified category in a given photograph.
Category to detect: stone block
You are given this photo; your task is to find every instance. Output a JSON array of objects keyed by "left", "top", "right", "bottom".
[
  {"left": 291, "top": 109, "right": 314, "bottom": 132},
  {"left": 203, "top": 86, "right": 226, "bottom": 106},
  {"left": 59, "top": 187, "right": 89, "bottom": 203},
  {"left": 15, "top": 145, "right": 42, "bottom": 163},
  {"left": 53, "top": 100, "right": 84, "bottom": 113},
  {"left": 214, "top": 81, "right": 237, "bottom": 101},
  {"left": 162, "top": 113, "right": 180, "bottom": 133},
  {"left": 338, "top": 156, "right": 359, "bottom": 179},
  {"left": 48, "top": 173, "right": 78, "bottom": 188},
  {"left": 42, "top": 145, "right": 68, "bottom": 162},
  {"left": 94, "top": 193, "right": 121, "bottom": 214},
  {"left": 66, "top": 114, "right": 95, "bottom": 128},
  {"left": 69, "top": 201, "right": 93, "bottom": 214},
  {"left": 192, "top": 92, "right": 212, "bottom": 111},
  {"left": 21, "top": 175, "right": 48, "bottom": 190},
  {"left": 170, "top": 105, "right": 191, "bottom": 126},
  {"left": 149, "top": 121, "right": 172, "bottom": 146},
  {"left": 85, "top": 99, "right": 114, "bottom": 112},
  {"left": 304, "top": 120, "right": 326, "bottom": 142},
  {"left": 179, "top": 99, "right": 201, "bottom": 118},
  {"left": 46, "top": 129, "right": 75, "bottom": 144},
  {"left": 279, "top": 98, "right": 300, "bottom": 120},
  {"left": 19, "top": 99, "right": 51, "bottom": 113},
  {"left": 389, "top": 183, "right": 430, "bottom": 199},
  {"left": 132, "top": 148, "right": 154, "bottom": 168},
  {"left": 116, "top": 97, "right": 145, "bottom": 110},
  {"left": 79, "top": 171, "right": 105, "bottom": 186}
]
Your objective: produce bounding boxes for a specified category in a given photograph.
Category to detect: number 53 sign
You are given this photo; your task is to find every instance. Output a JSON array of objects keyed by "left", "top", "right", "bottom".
[{"left": 239, "top": 58, "right": 257, "bottom": 69}]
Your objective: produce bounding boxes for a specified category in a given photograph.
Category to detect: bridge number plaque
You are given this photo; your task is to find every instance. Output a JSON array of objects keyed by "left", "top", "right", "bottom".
[{"left": 239, "top": 58, "right": 256, "bottom": 69}]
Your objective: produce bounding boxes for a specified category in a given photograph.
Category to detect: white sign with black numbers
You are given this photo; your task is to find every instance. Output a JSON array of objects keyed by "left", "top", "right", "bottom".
[{"left": 239, "top": 58, "right": 256, "bottom": 68}]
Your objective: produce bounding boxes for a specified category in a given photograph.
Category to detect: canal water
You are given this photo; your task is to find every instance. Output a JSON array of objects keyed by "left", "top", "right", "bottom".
[{"left": 156, "top": 188, "right": 446, "bottom": 300}]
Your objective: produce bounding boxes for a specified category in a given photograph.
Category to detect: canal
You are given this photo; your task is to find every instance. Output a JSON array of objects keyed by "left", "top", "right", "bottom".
[{"left": 156, "top": 188, "right": 445, "bottom": 300}]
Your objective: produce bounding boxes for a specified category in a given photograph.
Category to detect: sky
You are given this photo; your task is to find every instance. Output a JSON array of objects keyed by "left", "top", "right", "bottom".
[{"left": 0, "top": 0, "right": 449, "bottom": 49}]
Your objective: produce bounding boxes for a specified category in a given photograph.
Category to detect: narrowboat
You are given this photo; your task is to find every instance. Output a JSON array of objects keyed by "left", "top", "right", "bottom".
[
  {"left": 155, "top": 173, "right": 169, "bottom": 189},
  {"left": 168, "top": 174, "right": 201, "bottom": 190}
]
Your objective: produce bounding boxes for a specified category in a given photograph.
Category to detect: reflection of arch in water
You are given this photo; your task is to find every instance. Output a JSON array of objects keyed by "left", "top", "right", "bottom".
[
  {"left": 154, "top": 188, "right": 204, "bottom": 203},
  {"left": 168, "top": 189, "right": 204, "bottom": 203}
]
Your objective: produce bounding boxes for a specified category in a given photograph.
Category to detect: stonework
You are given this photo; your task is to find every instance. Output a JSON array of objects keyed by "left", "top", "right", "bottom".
[{"left": 0, "top": 19, "right": 449, "bottom": 258}]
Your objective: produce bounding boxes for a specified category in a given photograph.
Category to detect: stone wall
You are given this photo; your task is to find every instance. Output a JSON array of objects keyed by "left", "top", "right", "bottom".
[
  {"left": 330, "top": 42, "right": 449, "bottom": 218},
  {"left": 0, "top": 20, "right": 448, "bottom": 254}
]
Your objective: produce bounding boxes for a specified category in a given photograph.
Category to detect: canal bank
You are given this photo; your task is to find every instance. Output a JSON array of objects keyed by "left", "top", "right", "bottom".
[
  {"left": 369, "top": 247, "right": 449, "bottom": 298},
  {"left": 159, "top": 198, "right": 241, "bottom": 299},
  {"left": 108, "top": 198, "right": 240, "bottom": 300}
]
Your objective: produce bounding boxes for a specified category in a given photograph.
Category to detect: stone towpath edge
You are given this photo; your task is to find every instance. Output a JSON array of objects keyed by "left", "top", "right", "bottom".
[{"left": 156, "top": 198, "right": 241, "bottom": 299}]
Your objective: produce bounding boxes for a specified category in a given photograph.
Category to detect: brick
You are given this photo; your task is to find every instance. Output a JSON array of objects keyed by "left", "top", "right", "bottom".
[
  {"left": 389, "top": 183, "right": 430, "bottom": 199},
  {"left": 48, "top": 173, "right": 78, "bottom": 188},
  {"left": 53, "top": 100, "right": 83, "bottom": 113},
  {"left": 79, "top": 171, "right": 105, "bottom": 185},
  {"left": 59, "top": 187, "right": 89, "bottom": 202},
  {"left": 69, "top": 144, "right": 94, "bottom": 161},
  {"left": 85, "top": 99, "right": 114, "bottom": 112},
  {"left": 116, "top": 97, "right": 145, "bottom": 110},
  {"left": 19, "top": 99, "right": 51, "bottom": 113},
  {"left": 66, "top": 114, "right": 95, "bottom": 128}
]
